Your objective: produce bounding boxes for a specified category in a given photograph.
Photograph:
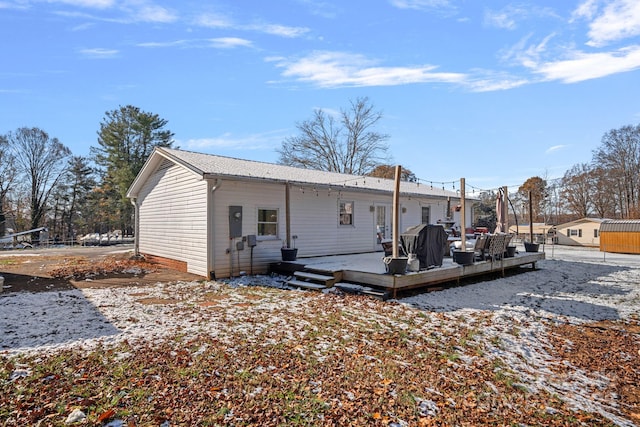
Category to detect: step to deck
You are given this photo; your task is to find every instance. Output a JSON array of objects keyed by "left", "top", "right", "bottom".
[
  {"left": 293, "top": 271, "right": 336, "bottom": 286},
  {"left": 334, "top": 282, "right": 391, "bottom": 301},
  {"left": 285, "top": 278, "right": 328, "bottom": 291}
]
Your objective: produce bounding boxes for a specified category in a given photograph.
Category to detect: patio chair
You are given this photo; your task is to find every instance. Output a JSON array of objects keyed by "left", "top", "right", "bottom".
[
  {"left": 486, "top": 234, "right": 507, "bottom": 261},
  {"left": 473, "top": 234, "right": 489, "bottom": 261}
]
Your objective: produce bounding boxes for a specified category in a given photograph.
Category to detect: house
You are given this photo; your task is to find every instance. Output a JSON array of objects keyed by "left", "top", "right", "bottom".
[
  {"left": 554, "top": 218, "right": 607, "bottom": 247},
  {"left": 599, "top": 219, "right": 640, "bottom": 254},
  {"left": 126, "top": 148, "right": 472, "bottom": 279},
  {"left": 508, "top": 223, "right": 553, "bottom": 244}
]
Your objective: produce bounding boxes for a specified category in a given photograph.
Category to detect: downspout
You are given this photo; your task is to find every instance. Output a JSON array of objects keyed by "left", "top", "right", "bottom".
[
  {"left": 130, "top": 197, "right": 140, "bottom": 258},
  {"left": 209, "top": 179, "right": 222, "bottom": 280}
]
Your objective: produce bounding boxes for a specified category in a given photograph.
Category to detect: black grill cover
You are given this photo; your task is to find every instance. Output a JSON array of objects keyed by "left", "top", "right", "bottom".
[{"left": 400, "top": 224, "right": 448, "bottom": 269}]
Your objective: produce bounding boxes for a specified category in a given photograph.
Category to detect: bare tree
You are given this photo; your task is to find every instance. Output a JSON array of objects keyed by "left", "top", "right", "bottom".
[
  {"left": 0, "top": 134, "right": 18, "bottom": 236},
  {"left": 593, "top": 124, "right": 640, "bottom": 218},
  {"left": 7, "top": 127, "right": 71, "bottom": 234},
  {"left": 560, "top": 163, "right": 592, "bottom": 218},
  {"left": 518, "top": 176, "right": 548, "bottom": 222},
  {"left": 368, "top": 164, "right": 417, "bottom": 182},
  {"left": 590, "top": 166, "right": 620, "bottom": 218},
  {"left": 278, "top": 97, "right": 390, "bottom": 174}
]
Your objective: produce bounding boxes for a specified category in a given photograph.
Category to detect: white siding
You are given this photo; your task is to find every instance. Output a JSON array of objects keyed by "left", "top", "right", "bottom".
[
  {"left": 556, "top": 221, "right": 601, "bottom": 247},
  {"left": 137, "top": 163, "right": 209, "bottom": 276},
  {"left": 210, "top": 180, "right": 286, "bottom": 278},
  {"left": 207, "top": 182, "right": 463, "bottom": 277}
]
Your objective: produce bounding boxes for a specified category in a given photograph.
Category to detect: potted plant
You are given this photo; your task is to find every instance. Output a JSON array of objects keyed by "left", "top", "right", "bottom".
[
  {"left": 453, "top": 249, "right": 474, "bottom": 266},
  {"left": 281, "top": 235, "right": 298, "bottom": 261}
]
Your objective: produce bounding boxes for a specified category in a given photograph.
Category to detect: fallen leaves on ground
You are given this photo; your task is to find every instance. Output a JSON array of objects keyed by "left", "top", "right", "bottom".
[
  {"left": 2, "top": 280, "right": 638, "bottom": 426},
  {"left": 48, "top": 256, "right": 157, "bottom": 280}
]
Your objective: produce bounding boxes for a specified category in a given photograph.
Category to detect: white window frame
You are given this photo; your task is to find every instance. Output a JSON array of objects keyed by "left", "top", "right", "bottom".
[
  {"left": 257, "top": 207, "right": 279, "bottom": 240},
  {"left": 339, "top": 200, "right": 355, "bottom": 227}
]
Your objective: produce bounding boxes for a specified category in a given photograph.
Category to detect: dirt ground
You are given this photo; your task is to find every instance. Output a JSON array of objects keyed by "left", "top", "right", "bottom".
[{"left": 0, "top": 245, "right": 204, "bottom": 293}]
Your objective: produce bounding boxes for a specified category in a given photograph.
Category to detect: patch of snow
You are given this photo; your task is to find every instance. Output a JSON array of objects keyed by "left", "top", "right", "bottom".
[{"left": 1, "top": 245, "right": 639, "bottom": 426}]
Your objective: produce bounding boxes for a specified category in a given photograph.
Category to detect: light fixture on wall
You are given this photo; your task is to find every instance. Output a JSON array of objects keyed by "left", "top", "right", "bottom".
[{"left": 370, "top": 205, "right": 375, "bottom": 212}]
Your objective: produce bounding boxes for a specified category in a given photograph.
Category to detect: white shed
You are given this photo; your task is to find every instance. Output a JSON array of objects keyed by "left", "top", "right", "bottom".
[{"left": 127, "top": 148, "right": 471, "bottom": 279}]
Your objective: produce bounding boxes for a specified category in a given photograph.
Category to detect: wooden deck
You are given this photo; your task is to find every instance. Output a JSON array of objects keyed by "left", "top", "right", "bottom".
[{"left": 275, "top": 250, "right": 545, "bottom": 298}]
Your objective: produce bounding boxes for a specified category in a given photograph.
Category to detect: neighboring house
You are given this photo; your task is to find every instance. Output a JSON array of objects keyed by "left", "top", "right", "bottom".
[
  {"left": 599, "top": 219, "right": 640, "bottom": 254},
  {"left": 508, "top": 223, "right": 553, "bottom": 243},
  {"left": 126, "top": 148, "right": 472, "bottom": 279},
  {"left": 555, "top": 218, "right": 607, "bottom": 247}
]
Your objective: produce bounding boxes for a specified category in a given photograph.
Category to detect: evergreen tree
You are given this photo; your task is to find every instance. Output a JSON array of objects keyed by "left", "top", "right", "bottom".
[{"left": 92, "top": 105, "right": 174, "bottom": 233}]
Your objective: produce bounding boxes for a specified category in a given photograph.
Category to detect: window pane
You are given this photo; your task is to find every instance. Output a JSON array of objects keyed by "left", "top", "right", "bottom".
[
  {"left": 339, "top": 201, "right": 353, "bottom": 225},
  {"left": 258, "top": 208, "right": 278, "bottom": 236},
  {"left": 258, "top": 223, "right": 277, "bottom": 236},
  {"left": 258, "top": 209, "right": 277, "bottom": 222}
]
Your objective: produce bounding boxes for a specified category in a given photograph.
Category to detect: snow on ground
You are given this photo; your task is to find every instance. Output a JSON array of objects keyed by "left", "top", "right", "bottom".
[{"left": 1, "top": 244, "right": 639, "bottom": 426}]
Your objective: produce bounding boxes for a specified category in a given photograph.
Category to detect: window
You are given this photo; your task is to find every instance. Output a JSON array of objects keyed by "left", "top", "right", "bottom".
[
  {"left": 339, "top": 201, "right": 354, "bottom": 226},
  {"left": 421, "top": 206, "right": 430, "bottom": 224},
  {"left": 594, "top": 229, "right": 599, "bottom": 238},
  {"left": 568, "top": 229, "right": 582, "bottom": 237},
  {"left": 257, "top": 208, "right": 278, "bottom": 237}
]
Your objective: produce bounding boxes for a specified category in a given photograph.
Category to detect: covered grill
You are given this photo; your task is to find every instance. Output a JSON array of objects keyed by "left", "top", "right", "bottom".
[{"left": 400, "top": 224, "right": 448, "bottom": 269}]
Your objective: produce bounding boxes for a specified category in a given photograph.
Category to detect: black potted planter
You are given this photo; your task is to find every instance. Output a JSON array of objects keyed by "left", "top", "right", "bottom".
[
  {"left": 505, "top": 246, "right": 517, "bottom": 257},
  {"left": 453, "top": 250, "right": 474, "bottom": 266},
  {"left": 385, "top": 257, "right": 408, "bottom": 275},
  {"left": 281, "top": 247, "right": 298, "bottom": 261},
  {"left": 524, "top": 242, "right": 539, "bottom": 252}
]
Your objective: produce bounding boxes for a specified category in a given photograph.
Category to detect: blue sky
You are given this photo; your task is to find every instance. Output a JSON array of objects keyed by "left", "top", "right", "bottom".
[{"left": 2, "top": 0, "right": 640, "bottom": 193}]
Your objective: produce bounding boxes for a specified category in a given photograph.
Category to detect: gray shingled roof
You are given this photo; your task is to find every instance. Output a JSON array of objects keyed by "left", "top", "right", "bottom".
[{"left": 159, "top": 147, "right": 462, "bottom": 199}]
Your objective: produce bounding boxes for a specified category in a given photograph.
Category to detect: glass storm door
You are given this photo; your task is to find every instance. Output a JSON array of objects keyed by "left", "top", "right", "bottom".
[{"left": 375, "top": 204, "right": 391, "bottom": 242}]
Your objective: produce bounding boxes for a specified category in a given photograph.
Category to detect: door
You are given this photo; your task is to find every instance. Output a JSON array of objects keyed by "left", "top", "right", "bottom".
[{"left": 375, "top": 204, "right": 392, "bottom": 243}]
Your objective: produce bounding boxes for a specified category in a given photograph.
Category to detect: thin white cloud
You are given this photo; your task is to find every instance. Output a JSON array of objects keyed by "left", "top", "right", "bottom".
[
  {"left": 54, "top": 0, "right": 115, "bottom": 8},
  {"left": 208, "top": 37, "right": 253, "bottom": 49},
  {"left": 546, "top": 145, "right": 568, "bottom": 154},
  {"left": 465, "top": 74, "right": 529, "bottom": 92},
  {"left": 271, "top": 51, "right": 466, "bottom": 88},
  {"left": 194, "top": 12, "right": 308, "bottom": 38},
  {"left": 78, "top": 47, "right": 119, "bottom": 58},
  {"left": 250, "top": 23, "right": 309, "bottom": 38},
  {"left": 389, "top": 0, "right": 451, "bottom": 10},
  {"left": 485, "top": 5, "right": 558, "bottom": 31},
  {"left": 193, "top": 12, "right": 233, "bottom": 29},
  {"left": 137, "top": 37, "right": 253, "bottom": 49},
  {"left": 31, "top": 0, "right": 177, "bottom": 23},
  {"left": 137, "top": 40, "right": 190, "bottom": 48},
  {"left": 484, "top": 6, "right": 521, "bottom": 30},
  {"left": 132, "top": 4, "right": 177, "bottom": 23},
  {"left": 180, "top": 130, "right": 288, "bottom": 150},
  {"left": 533, "top": 45, "right": 640, "bottom": 83}
]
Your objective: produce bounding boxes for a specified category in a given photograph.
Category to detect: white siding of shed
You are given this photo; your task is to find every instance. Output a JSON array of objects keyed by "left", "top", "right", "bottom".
[{"left": 137, "top": 162, "right": 209, "bottom": 276}]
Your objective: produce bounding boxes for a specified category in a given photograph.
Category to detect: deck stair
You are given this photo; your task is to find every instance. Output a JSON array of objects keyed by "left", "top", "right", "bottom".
[
  {"left": 285, "top": 270, "right": 337, "bottom": 291},
  {"left": 334, "top": 282, "right": 391, "bottom": 301}
]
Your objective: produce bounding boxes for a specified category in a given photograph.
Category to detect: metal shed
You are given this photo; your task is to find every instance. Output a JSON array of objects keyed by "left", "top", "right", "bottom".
[{"left": 599, "top": 220, "right": 640, "bottom": 254}]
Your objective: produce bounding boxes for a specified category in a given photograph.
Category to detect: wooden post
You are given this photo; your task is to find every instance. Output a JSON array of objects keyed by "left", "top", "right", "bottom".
[
  {"left": 392, "top": 165, "right": 401, "bottom": 259},
  {"left": 460, "top": 178, "right": 466, "bottom": 251},
  {"left": 528, "top": 190, "right": 534, "bottom": 242},
  {"left": 285, "top": 182, "right": 291, "bottom": 248}
]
